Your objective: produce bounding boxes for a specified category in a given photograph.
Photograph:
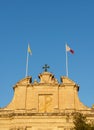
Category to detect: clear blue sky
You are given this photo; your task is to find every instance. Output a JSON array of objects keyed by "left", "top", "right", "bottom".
[{"left": 0, "top": 0, "right": 94, "bottom": 108}]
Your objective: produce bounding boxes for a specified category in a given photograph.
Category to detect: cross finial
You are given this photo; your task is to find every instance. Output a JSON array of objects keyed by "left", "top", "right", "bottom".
[{"left": 42, "top": 64, "right": 50, "bottom": 72}]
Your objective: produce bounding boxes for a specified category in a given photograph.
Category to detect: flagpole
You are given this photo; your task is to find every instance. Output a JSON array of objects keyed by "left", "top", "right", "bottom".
[
  {"left": 66, "top": 44, "right": 68, "bottom": 77},
  {"left": 26, "top": 47, "right": 29, "bottom": 77}
]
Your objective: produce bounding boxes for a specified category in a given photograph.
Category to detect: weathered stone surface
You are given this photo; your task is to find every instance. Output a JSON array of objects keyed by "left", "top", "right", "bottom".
[{"left": 0, "top": 71, "right": 94, "bottom": 130}]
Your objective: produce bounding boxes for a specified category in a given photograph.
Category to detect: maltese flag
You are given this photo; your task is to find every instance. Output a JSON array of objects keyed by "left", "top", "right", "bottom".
[{"left": 66, "top": 44, "right": 74, "bottom": 54}]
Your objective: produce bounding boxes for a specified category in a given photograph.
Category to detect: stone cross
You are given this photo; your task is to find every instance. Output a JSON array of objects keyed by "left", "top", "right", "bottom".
[{"left": 42, "top": 64, "right": 50, "bottom": 72}]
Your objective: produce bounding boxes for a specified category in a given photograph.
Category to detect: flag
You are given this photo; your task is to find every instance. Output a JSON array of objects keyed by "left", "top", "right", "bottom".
[
  {"left": 28, "top": 44, "right": 32, "bottom": 55},
  {"left": 66, "top": 44, "right": 74, "bottom": 54}
]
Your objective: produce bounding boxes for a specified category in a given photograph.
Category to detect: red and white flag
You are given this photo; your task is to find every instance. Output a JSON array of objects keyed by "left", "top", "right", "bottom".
[{"left": 66, "top": 44, "right": 74, "bottom": 54}]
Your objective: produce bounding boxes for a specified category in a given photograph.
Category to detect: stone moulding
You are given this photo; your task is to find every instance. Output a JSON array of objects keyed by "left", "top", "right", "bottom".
[{"left": 0, "top": 110, "right": 94, "bottom": 118}]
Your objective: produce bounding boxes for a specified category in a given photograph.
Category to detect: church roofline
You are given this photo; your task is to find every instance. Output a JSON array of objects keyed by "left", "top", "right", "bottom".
[{"left": 13, "top": 76, "right": 32, "bottom": 89}]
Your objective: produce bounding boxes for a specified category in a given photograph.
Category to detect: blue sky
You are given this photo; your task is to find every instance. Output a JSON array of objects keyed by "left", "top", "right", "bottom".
[{"left": 0, "top": 0, "right": 94, "bottom": 108}]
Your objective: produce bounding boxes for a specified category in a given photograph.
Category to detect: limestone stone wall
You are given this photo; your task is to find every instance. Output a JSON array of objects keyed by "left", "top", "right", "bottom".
[{"left": 0, "top": 71, "right": 94, "bottom": 129}]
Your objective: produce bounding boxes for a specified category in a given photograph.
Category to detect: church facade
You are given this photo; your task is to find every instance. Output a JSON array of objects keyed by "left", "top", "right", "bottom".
[{"left": 0, "top": 67, "right": 94, "bottom": 130}]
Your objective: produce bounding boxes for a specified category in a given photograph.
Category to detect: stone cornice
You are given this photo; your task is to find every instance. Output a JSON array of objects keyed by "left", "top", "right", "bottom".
[{"left": 0, "top": 110, "right": 94, "bottom": 118}]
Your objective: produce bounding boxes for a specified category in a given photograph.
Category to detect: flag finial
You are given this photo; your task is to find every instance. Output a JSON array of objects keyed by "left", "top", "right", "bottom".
[
  {"left": 65, "top": 44, "right": 74, "bottom": 77},
  {"left": 26, "top": 44, "right": 32, "bottom": 77}
]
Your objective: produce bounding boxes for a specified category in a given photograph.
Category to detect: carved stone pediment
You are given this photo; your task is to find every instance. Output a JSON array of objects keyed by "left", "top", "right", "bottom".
[
  {"left": 61, "top": 76, "right": 79, "bottom": 91},
  {"left": 61, "top": 76, "right": 76, "bottom": 85},
  {"left": 13, "top": 76, "right": 32, "bottom": 89},
  {"left": 38, "top": 72, "right": 58, "bottom": 84}
]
